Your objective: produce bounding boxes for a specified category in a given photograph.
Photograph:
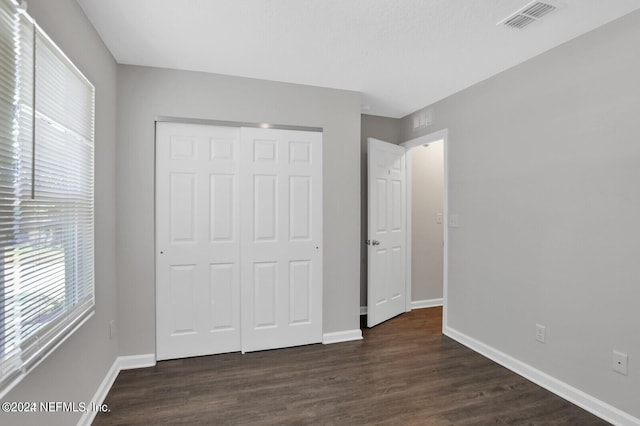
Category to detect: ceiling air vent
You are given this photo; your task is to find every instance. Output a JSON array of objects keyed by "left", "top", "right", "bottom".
[
  {"left": 498, "top": 1, "right": 560, "bottom": 29},
  {"left": 522, "top": 2, "right": 556, "bottom": 18}
]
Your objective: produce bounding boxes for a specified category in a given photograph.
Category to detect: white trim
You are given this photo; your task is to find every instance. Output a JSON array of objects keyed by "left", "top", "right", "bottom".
[
  {"left": 322, "top": 329, "right": 363, "bottom": 344},
  {"left": 119, "top": 353, "right": 156, "bottom": 370},
  {"left": 404, "top": 147, "right": 413, "bottom": 312},
  {"left": 411, "top": 298, "right": 443, "bottom": 309},
  {"left": 155, "top": 116, "right": 323, "bottom": 133},
  {"left": 443, "top": 136, "right": 449, "bottom": 332},
  {"left": 360, "top": 306, "right": 367, "bottom": 316},
  {"left": 400, "top": 129, "right": 449, "bottom": 148},
  {"left": 444, "top": 326, "right": 640, "bottom": 426},
  {"left": 77, "top": 354, "right": 156, "bottom": 426},
  {"left": 77, "top": 357, "right": 120, "bottom": 426},
  {"left": 400, "top": 129, "right": 449, "bottom": 331}
]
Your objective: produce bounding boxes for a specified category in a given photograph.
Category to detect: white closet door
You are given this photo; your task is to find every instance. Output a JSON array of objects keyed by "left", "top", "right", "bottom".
[
  {"left": 240, "top": 127, "right": 323, "bottom": 352},
  {"left": 156, "top": 122, "right": 241, "bottom": 360}
]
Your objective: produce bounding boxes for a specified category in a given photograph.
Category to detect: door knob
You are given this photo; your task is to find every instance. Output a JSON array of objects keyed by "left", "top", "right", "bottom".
[{"left": 372, "top": 240, "right": 380, "bottom": 246}]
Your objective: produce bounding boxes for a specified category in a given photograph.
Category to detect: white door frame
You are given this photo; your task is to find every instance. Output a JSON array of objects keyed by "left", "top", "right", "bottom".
[{"left": 400, "top": 128, "right": 449, "bottom": 332}]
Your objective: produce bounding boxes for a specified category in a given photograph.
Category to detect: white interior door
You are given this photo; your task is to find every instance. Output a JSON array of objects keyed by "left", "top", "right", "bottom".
[
  {"left": 367, "top": 138, "right": 407, "bottom": 327},
  {"left": 156, "top": 122, "right": 241, "bottom": 360},
  {"left": 240, "top": 127, "right": 323, "bottom": 352}
]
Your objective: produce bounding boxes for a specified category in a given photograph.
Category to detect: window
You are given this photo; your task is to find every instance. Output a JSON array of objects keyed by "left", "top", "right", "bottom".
[{"left": 0, "top": 0, "right": 95, "bottom": 397}]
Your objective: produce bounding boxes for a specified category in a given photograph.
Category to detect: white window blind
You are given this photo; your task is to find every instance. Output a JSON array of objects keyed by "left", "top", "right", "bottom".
[{"left": 0, "top": 0, "right": 95, "bottom": 397}]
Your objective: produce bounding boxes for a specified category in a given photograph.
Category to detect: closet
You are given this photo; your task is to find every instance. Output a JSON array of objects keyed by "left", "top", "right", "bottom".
[{"left": 155, "top": 122, "right": 322, "bottom": 360}]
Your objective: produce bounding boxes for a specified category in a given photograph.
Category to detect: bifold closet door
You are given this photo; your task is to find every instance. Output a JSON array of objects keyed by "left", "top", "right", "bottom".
[
  {"left": 156, "top": 122, "right": 241, "bottom": 360},
  {"left": 240, "top": 127, "right": 323, "bottom": 352},
  {"left": 156, "top": 123, "right": 323, "bottom": 359}
]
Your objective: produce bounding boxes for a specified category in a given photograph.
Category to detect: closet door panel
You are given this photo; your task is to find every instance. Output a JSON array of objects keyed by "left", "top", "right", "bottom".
[
  {"left": 156, "top": 122, "right": 241, "bottom": 360},
  {"left": 240, "top": 127, "right": 323, "bottom": 352}
]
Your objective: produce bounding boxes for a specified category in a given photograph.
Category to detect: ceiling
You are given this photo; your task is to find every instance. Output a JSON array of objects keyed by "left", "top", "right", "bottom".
[{"left": 76, "top": 0, "right": 640, "bottom": 118}]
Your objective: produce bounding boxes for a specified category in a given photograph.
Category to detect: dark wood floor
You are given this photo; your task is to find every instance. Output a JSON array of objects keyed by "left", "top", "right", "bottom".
[{"left": 94, "top": 308, "right": 607, "bottom": 425}]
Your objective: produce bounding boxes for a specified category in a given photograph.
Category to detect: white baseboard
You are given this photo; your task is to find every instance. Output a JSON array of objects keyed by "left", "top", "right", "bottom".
[
  {"left": 77, "top": 357, "right": 120, "bottom": 426},
  {"left": 119, "top": 353, "right": 156, "bottom": 370},
  {"left": 77, "top": 354, "right": 156, "bottom": 426},
  {"left": 323, "top": 329, "right": 363, "bottom": 344},
  {"left": 411, "top": 298, "right": 443, "bottom": 310},
  {"left": 360, "top": 306, "right": 367, "bottom": 315},
  {"left": 444, "top": 326, "right": 640, "bottom": 426}
]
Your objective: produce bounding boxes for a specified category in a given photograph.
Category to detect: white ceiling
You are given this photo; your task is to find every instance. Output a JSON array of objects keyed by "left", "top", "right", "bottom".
[{"left": 76, "top": 0, "right": 640, "bottom": 118}]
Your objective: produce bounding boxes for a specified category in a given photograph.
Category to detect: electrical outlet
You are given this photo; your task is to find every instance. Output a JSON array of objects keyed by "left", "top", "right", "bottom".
[
  {"left": 449, "top": 214, "right": 459, "bottom": 228},
  {"left": 109, "top": 320, "right": 116, "bottom": 340},
  {"left": 612, "top": 350, "right": 628, "bottom": 376},
  {"left": 535, "top": 324, "right": 546, "bottom": 343}
]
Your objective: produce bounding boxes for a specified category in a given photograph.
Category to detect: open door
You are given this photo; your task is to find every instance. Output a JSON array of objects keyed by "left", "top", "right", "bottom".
[{"left": 367, "top": 138, "right": 407, "bottom": 327}]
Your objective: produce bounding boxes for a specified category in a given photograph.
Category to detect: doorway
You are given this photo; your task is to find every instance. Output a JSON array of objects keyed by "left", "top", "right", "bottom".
[
  {"left": 363, "top": 129, "right": 448, "bottom": 329},
  {"left": 401, "top": 129, "right": 448, "bottom": 331}
]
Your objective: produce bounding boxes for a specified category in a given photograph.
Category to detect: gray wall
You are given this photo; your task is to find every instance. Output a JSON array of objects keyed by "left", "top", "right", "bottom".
[
  {"left": 4, "top": 1, "right": 637, "bottom": 422},
  {"left": 400, "top": 11, "right": 640, "bottom": 418},
  {"left": 116, "top": 66, "right": 362, "bottom": 355},
  {"left": 0, "top": 1, "right": 119, "bottom": 425},
  {"left": 411, "top": 142, "right": 444, "bottom": 302},
  {"left": 360, "top": 114, "right": 400, "bottom": 307}
]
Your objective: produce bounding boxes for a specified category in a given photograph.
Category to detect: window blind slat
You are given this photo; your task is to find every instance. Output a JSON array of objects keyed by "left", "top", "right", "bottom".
[
  {"left": 0, "top": 0, "right": 20, "bottom": 386},
  {"left": 0, "top": 0, "right": 95, "bottom": 397},
  {"left": 35, "top": 32, "right": 94, "bottom": 142}
]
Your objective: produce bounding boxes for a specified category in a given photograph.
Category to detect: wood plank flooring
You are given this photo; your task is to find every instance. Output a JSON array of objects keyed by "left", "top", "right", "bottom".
[{"left": 94, "top": 307, "right": 608, "bottom": 425}]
